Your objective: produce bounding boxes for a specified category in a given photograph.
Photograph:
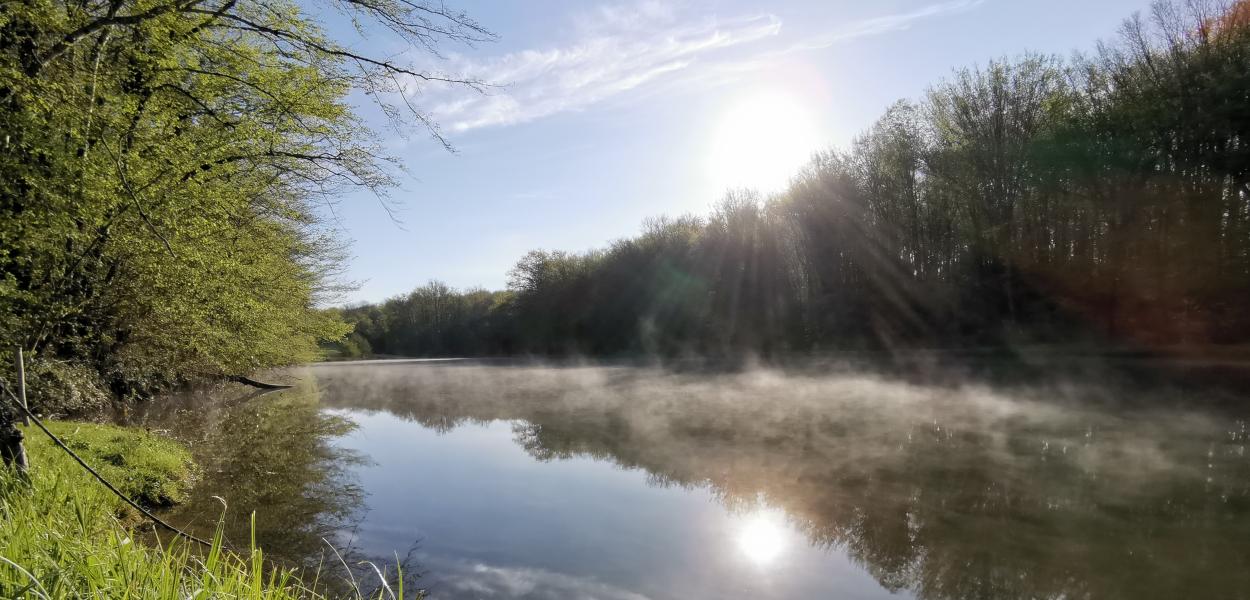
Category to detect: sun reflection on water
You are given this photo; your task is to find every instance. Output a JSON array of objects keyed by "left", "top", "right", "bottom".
[{"left": 736, "top": 509, "right": 788, "bottom": 566}]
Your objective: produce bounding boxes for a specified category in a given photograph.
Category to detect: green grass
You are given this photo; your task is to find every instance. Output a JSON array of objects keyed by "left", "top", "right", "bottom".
[
  {"left": 25, "top": 421, "right": 199, "bottom": 507},
  {"left": 0, "top": 421, "right": 413, "bottom": 599}
]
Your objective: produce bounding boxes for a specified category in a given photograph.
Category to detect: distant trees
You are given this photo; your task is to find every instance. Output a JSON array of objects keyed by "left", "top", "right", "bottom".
[
  {"left": 0, "top": 0, "right": 489, "bottom": 406},
  {"left": 340, "top": 282, "right": 512, "bottom": 357},
  {"left": 347, "top": 0, "right": 1250, "bottom": 359}
]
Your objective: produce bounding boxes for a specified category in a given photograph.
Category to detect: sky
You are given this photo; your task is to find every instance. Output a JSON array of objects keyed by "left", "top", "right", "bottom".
[{"left": 325, "top": 0, "right": 1154, "bottom": 305}]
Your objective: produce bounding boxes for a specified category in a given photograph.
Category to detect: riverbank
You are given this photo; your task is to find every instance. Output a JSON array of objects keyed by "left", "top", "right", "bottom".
[{"left": 0, "top": 421, "right": 405, "bottom": 599}]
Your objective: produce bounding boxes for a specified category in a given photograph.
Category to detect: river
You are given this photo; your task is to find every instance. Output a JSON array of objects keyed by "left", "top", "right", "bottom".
[{"left": 117, "top": 358, "right": 1250, "bottom": 599}]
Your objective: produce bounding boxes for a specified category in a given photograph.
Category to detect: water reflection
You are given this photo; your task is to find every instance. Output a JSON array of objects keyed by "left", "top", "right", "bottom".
[
  {"left": 304, "top": 360, "right": 1250, "bottom": 600},
  {"left": 736, "top": 508, "right": 788, "bottom": 566},
  {"left": 115, "top": 380, "right": 367, "bottom": 569}
]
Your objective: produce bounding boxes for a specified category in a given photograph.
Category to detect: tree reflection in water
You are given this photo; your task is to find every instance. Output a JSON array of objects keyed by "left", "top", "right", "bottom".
[
  {"left": 310, "top": 360, "right": 1250, "bottom": 600},
  {"left": 116, "top": 380, "right": 368, "bottom": 572}
]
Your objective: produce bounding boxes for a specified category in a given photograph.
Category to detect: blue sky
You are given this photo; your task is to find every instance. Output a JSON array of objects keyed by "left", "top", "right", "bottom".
[{"left": 328, "top": 0, "right": 1152, "bottom": 305}]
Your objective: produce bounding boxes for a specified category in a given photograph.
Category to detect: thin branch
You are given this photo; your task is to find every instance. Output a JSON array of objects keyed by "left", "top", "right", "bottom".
[
  {"left": 34, "top": 0, "right": 208, "bottom": 74},
  {"left": 103, "top": 141, "right": 177, "bottom": 257}
]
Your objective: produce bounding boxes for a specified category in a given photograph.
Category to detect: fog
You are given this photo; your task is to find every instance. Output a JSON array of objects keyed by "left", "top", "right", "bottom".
[{"left": 303, "top": 359, "right": 1250, "bottom": 600}]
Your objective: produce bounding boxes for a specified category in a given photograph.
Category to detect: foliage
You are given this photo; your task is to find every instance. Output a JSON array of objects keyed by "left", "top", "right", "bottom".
[
  {"left": 20, "top": 360, "right": 112, "bottom": 415},
  {"left": 0, "top": 0, "right": 489, "bottom": 405},
  {"left": 344, "top": 283, "right": 515, "bottom": 357},
  {"left": 347, "top": 0, "right": 1250, "bottom": 358}
]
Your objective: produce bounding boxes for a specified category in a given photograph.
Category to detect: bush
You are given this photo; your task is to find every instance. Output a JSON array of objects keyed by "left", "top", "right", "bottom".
[{"left": 22, "top": 360, "right": 113, "bottom": 417}]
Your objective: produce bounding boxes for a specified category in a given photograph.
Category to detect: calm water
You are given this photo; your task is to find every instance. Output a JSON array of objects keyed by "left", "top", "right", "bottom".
[{"left": 120, "top": 359, "right": 1250, "bottom": 599}]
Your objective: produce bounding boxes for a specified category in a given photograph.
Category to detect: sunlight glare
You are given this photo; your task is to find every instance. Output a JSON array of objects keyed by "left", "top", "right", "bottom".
[
  {"left": 707, "top": 90, "right": 822, "bottom": 193},
  {"left": 736, "top": 509, "right": 788, "bottom": 566}
]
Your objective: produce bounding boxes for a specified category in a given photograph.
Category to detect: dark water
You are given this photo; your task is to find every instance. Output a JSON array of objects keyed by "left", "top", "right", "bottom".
[{"left": 122, "top": 359, "right": 1250, "bottom": 600}]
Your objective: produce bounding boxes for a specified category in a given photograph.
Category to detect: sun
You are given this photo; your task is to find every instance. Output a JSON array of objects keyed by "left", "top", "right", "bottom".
[
  {"left": 736, "top": 509, "right": 789, "bottom": 566},
  {"left": 706, "top": 90, "right": 822, "bottom": 194}
]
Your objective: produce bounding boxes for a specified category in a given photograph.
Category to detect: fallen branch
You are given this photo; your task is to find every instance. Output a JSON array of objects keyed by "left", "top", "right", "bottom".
[{"left": 228, "top": 375, "right": 293, "bottom": 390}]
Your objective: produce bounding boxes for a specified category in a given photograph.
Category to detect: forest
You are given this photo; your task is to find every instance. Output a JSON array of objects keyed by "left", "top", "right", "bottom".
[{"left": 342, "top": 2, "right": 1250, "bottom": 359}]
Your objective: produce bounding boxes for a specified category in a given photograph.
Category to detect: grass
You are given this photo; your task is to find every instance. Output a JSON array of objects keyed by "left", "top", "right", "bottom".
[
  {"left": 25, "top": 421, "right": 199, "bottom": 507},
  {"left": 0, "top": 421, "right": 413, "bottom": 599}
]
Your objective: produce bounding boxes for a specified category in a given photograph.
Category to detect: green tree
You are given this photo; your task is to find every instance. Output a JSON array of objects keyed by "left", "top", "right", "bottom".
[{"left": 0, "top": 0, "right": 491, "bottom": 403}]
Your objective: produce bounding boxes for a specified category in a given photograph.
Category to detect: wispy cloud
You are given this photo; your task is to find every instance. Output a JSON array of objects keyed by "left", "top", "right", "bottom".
[
  {"left": 417, "top": 0, "right": 985, "bottom": 133},
  {"left": 419, "top": 7, "right": 780, "bottom": 132},
  {"left": 789, "top": 0, "right": 985, "bottom": 51}
]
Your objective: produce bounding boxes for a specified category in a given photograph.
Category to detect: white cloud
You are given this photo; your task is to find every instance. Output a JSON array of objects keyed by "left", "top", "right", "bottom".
[
  {"left": 416, "top": 0, "right": 985, "bottom": 133},
  {"left": 421, "top": 556, "right": 652, "bottom": 600}
]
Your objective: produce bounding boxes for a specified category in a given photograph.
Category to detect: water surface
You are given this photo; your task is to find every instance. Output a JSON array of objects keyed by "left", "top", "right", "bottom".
[{"left": 124, "top": 359, "right": 1250, "bottom": 599}]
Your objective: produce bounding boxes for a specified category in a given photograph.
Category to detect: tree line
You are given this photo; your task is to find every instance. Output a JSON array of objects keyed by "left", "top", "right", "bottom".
[
  {"left": 0, "top": 0, "right": 490, "bottom": 411},
  {"left": 342, "top": 0, "right": 1250, "bottom": 359}
]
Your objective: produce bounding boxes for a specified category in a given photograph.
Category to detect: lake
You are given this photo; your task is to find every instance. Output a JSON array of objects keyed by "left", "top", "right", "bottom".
[{"left": 118, "top": 359, "right": 1250, "bottom": 600}]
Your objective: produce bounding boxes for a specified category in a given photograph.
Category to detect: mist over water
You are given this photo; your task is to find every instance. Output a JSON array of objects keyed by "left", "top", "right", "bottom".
[{"left": 134, "top": 360, "right": 1250, "bottom": 599}]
